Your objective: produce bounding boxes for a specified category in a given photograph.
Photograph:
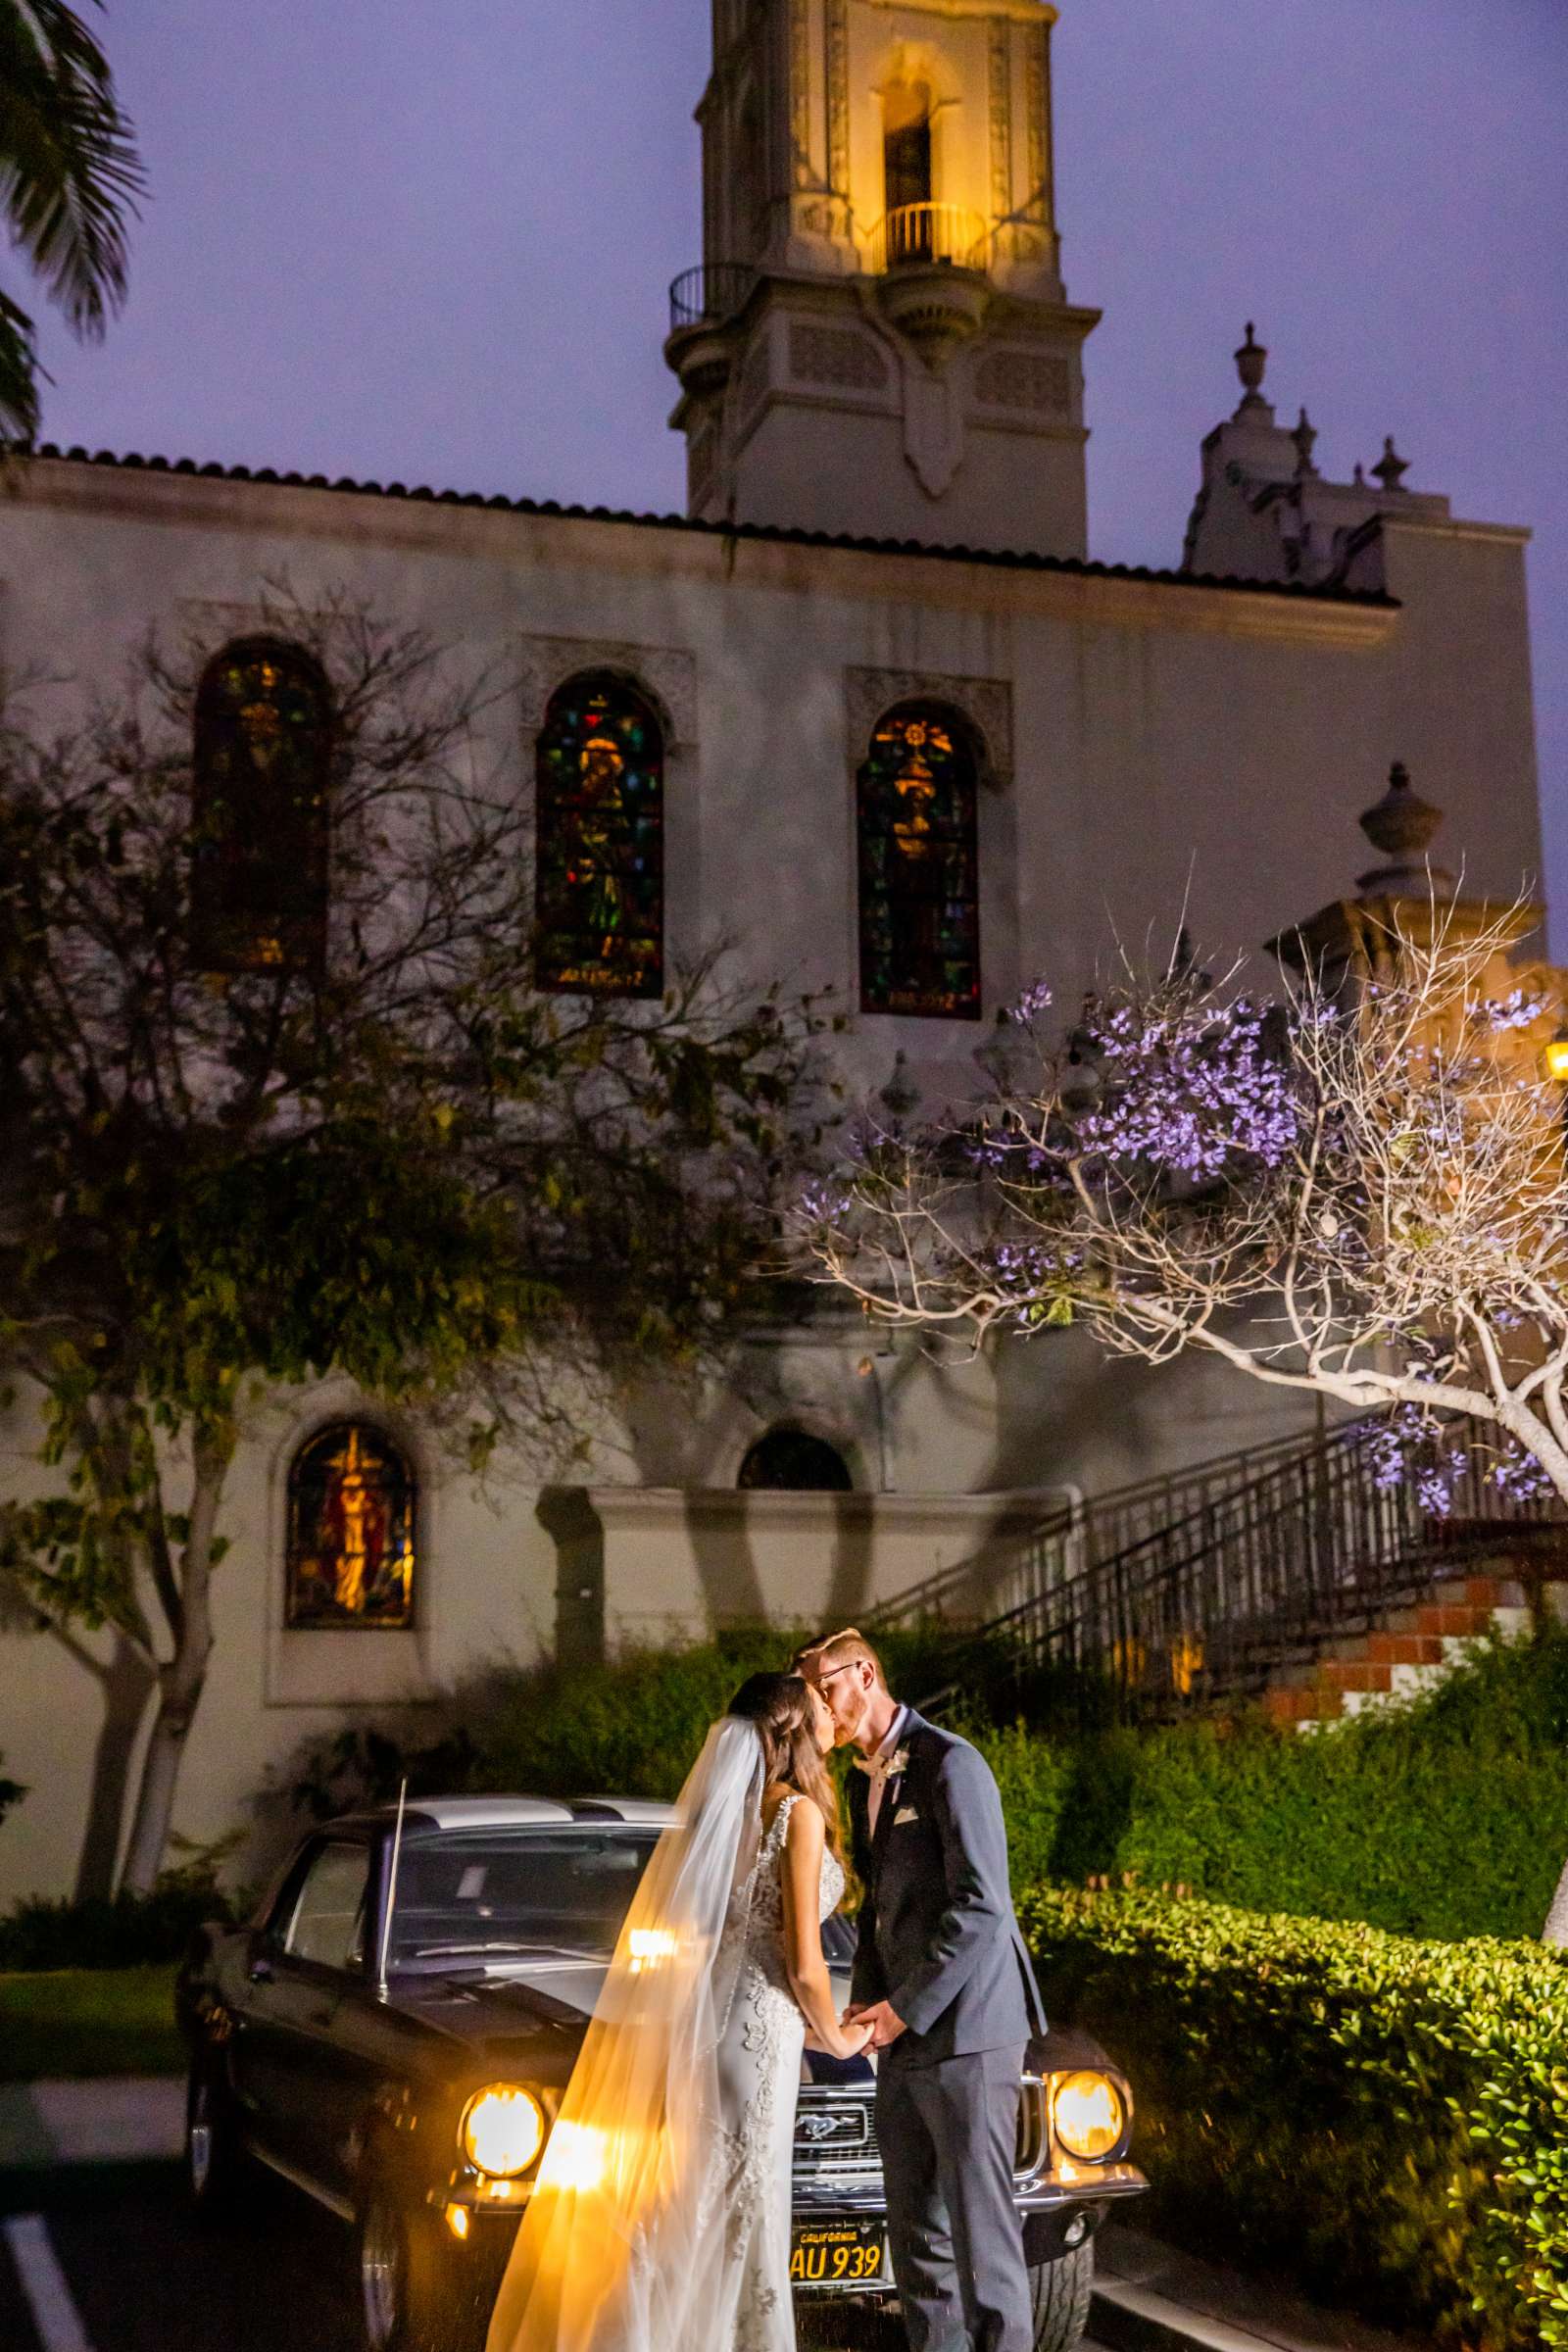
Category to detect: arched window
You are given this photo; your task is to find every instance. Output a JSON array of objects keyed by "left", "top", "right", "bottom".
[
  {"left": 191, "top": 638, "right": 332, "bottom": 975},
  {"left": 857, "top": 701, "right": 981, "bottom": 1019},
  {"left": 536, "top": 671, "right": 664, "bottom": 998},
  {"left": 738, "top": 1429, "right": 855, "bottom": 1493},
  {"left": 286, "top": 1423, "right": 416, "bottom": 1630},
  {"left": 883, "top": 78, "right": 934, "bottom": 258}
]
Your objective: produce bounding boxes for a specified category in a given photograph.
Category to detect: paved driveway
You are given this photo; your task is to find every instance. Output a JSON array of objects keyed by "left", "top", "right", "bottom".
[{"left": 3, "top": 2170, "right": 1119, "bottom": 2352}]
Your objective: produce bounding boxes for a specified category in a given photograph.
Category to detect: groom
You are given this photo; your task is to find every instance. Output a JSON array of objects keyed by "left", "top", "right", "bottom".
[{"left": 796, "top": 1629, "right": 1045, "bottom": 2352}]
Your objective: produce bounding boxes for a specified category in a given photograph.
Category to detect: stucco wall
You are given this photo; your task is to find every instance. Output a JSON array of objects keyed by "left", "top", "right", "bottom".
[{"left": 0, "top": 454, "right": 1544, "bottom": 1903}]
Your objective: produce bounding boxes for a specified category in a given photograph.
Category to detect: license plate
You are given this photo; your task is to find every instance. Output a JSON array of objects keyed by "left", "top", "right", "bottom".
[{"left": 789, "top": 2221, "right": 886, "bottom": 2289}]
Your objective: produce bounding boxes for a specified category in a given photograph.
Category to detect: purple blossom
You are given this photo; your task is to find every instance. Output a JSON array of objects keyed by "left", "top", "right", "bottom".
[
  {"left": 1368, "top": 1404, "right": 1467, "bottom": 1515},
  {"left": 1009, "top": 979, "right": 1054, "bottom": 1024},
  {"left": 1468, "top": 989, "right": 1548, "bottom": 1033},
  {"left": 1490, "top": 1441, "right": 1553, "bottom": 1502},
  {"left": 1071, "top": 996, "right": 1302, "bottom": 1180}
]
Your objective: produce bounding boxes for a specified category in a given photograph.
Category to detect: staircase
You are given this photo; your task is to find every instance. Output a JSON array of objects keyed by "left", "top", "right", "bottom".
[
  {"left": 1261, "top": 1567, "right": 1560, "bottom": 1728},
  {"left": 873, "top": 1416, "right": 1568, "bottom": 1730}
]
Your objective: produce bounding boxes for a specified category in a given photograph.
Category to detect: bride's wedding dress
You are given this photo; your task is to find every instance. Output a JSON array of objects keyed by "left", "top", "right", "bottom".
[
  {"left": 485, "top": 1721, "right": 843, "bottom": 2352},
  {"left": 715, "top": 1792, "right": 847, "bottom": 2352}
]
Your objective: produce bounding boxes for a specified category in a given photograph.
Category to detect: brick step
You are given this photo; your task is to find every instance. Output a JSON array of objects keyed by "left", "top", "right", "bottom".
[{"left": 1262, "top": 1686, "right": 1344, "bottom": 1726}]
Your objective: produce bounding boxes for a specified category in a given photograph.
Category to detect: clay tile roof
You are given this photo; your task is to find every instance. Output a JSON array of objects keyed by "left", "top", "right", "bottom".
[{"left": 28, "top": 442, "right": 1397, "bottom": 609}]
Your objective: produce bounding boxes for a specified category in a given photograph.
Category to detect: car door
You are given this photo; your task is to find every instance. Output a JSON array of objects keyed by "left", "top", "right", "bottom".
[{"left": 232, "top": 1835, "right": 373, "bottom": 2195}]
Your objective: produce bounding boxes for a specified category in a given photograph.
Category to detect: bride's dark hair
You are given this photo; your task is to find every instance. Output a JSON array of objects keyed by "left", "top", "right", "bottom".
[{"left": 726, "top": 1672, "right": 845, "bottom": 1864}]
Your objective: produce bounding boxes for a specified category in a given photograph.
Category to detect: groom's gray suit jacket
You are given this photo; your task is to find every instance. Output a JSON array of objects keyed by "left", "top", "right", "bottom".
[{"left": 848, "top": 1709, "right": 1044, "bottom": 2069}]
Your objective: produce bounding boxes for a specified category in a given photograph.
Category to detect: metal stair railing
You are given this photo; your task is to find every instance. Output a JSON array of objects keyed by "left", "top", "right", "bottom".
[
  {"left": 869, "top": 1422, "right": 1364, "bottom": 1639},
  {"left": 912, "top": 1413, "right": 1568, "bottom": 1726}
]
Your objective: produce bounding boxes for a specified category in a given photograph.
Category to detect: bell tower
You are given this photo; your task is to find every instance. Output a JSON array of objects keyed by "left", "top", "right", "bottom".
[{"left": 665, "top": 0, "right": 1100, "bottom": 558}]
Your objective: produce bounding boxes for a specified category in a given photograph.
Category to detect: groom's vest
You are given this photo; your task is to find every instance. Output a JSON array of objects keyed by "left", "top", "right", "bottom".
[{"left": 847, "top": 1710, "right": 1045, "bottom": 2070}]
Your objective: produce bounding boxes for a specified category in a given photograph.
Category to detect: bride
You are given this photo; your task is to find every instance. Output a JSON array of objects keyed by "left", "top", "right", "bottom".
[{"left": 484, "top": 1672, "right": 873, "bottom": 2352}]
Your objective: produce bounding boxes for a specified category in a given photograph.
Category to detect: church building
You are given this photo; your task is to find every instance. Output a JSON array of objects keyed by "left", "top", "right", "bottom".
[{"left": 0, "top": 0, "right": 1544, "bottom": 1903}]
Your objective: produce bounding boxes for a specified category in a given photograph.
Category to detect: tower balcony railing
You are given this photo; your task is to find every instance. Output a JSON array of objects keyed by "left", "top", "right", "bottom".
[
  {"left": 867, "top": 203, "right": 990, "bottom": 277},
  {"left": 668, "top": 264, "right": 760, "bottom": 335}
]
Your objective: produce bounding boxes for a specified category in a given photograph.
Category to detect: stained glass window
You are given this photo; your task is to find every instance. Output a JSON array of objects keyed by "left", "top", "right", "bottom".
[
  {"left": 286, "top": 1423, "right": 416, "bottom": 1630},
  {"left": 191, "top": 638, "right": 332, "bottom": 975},
  {"left": 858, "top": 702, "right": 981, "bottom": 1019},
  {"left": 536, "top": 672, "right": 664, "bottom": 997},
  {"left": 738, "top": 1429, "right": 854, "bottom": 1493}
]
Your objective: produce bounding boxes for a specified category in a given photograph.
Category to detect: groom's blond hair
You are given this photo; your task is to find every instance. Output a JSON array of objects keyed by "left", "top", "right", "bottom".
[{"left": 794, "top": 1627, "right": 888, "bottom": 1690}]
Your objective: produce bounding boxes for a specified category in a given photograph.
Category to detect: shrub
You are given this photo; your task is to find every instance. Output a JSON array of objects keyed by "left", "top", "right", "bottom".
[
  {"left": 0, "top": 1754, "right": 24, "bottom": 1832},
  {"left": 0, "top": 1851, "right": 237, "bottom": 1972},
  {"left": 965, "top": 1628, "right": 1568, "bottom": 1942},
  {"left": 284, "top": 1622, "right": 961, "bottom": 1821},
  {"left": 1023, "top": 1886, "right": 1568, "bottom": 2349}
]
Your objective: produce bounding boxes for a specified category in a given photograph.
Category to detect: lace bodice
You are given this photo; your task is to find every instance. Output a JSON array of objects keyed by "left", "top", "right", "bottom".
[{"left": 729, "top": 1791, "right": 845, "bottom": 1991}]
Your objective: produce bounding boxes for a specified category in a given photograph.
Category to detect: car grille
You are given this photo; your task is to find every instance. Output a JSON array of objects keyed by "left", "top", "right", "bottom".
[
  {"left": 793, "top": 2087, "right": 880, "bottom": 2180},
  {"left": 793, "top": 2080, "right": 1048, "bottom": 2184}
]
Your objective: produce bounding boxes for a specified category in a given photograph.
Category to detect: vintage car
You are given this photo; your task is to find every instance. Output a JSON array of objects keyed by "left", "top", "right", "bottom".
[{"left": 176, "top": 1796, "right": 1146, "bottom": 2352}]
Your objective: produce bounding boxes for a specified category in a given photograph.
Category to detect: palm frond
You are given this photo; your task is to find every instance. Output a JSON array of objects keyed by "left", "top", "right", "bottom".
[
  {"left": 0, "top": 286, "right": 43, "bottom": 445},
  {"left": 0, "top": 0, "right": 145, "bottom": 333}
]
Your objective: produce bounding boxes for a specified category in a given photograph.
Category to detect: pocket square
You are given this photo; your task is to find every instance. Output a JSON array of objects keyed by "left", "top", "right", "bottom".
[{"left": 894, "top": 1806, "right": 919, "bottom": 1826}]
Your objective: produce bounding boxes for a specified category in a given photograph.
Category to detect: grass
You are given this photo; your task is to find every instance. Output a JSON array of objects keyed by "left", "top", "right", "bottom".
[{"left": 0, "top": 1965, "right": 182, "bottom": 2082}]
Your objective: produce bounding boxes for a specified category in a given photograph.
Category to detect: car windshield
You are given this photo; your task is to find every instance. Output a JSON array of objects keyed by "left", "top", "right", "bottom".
[{"left": 388, "top": 1830, "right": 660, "bottom": 1964}]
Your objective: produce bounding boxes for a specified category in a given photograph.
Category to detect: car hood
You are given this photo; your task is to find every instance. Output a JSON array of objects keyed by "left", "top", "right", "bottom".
[{"left": 390, "top": 1953, "right": 855, "bottom": 2055}]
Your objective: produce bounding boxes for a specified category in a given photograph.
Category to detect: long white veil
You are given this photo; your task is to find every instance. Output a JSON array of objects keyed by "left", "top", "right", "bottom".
[{"left": 484, "top": 1716, "right": 768, "bottom": 2352}]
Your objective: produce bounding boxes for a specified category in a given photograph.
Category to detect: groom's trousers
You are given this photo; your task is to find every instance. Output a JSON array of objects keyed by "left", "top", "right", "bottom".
[{"left": 876, "top": 2043, "right": 1033, "bottom": 2352}]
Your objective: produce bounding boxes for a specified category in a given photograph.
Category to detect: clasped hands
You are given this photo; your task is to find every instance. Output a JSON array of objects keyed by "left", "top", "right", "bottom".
[{"left": 842, "top": 1998, "right": 906, "bottom": 2052}]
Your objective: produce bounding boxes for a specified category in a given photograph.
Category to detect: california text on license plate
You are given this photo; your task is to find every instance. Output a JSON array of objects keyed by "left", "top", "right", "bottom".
[{"left": 789, "top": 2222, "right": 886, "bottom": 2288}]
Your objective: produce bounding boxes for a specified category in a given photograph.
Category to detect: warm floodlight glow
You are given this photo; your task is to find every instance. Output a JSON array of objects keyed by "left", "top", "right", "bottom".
[
  {"left": 1545, "top": 1041, "right": 1568, "bottom": 1083},
  {"left": 1053, "top": 2072, "right": 1125, "bottom": 2161},
  {"left": 462, "top": 2084, "right": 547, "bottom": 2178},
  {"left": 629, "top": 1928, "right": 678, "bottom": 1973},
  {"left": 445, "top": 2202, "right": 470, "bottom": 2240},
  {"left": 544, "top": 2121, "right": 610, "bottom": 2193}
]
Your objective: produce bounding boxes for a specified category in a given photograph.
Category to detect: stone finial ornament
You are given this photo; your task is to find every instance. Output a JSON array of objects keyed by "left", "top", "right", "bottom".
[
  {"left": 1235, "top": 321, "right": 1267, "bottom": 391},
  {"left": 1356, "top": 760, "right": 1452, "bottom": 898},
  {"left": 1233, "top": 321, "right": 1269, "bottom": 415},
  {"left": 1292, "top": 407, "right": 1320, "bottom": 479},
  {"left": 1371, "top": 436, "right": 1411, "bottom": 492},
  {"left": 879, "top": 1050, "right": 920, "bottom": 1118}
]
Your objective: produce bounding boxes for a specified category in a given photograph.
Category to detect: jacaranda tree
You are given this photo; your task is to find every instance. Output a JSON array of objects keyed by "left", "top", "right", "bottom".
[
  {"left": 800, "top": 901, "right": 1568, "bottom": 1937},
  {"left": 0, "top": 593, "right": 832, "bottom": 1892}
]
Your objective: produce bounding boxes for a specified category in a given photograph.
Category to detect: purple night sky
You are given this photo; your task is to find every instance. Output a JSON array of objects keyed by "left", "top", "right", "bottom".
[{"left": 25, "top": 1, "right": 1568, "bottom": 949}]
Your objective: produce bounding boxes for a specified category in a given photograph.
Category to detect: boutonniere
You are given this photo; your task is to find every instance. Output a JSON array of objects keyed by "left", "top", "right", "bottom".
[{"left": 885, "top": 1747, "right": 911, "bottom": 1779}]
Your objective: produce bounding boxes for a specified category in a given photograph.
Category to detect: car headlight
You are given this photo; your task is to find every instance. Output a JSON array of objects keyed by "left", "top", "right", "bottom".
[
  {"left": 461, "top": 2084, "right": 548, "bottom": 2178},
  {"left": 1053, "top": 2071, "right": 1125, "bottom": 2162}
]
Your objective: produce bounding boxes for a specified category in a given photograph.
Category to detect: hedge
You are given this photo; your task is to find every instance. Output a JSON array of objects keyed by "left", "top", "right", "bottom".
[
  {"left": 287, "top": 1621, "right": 960, "bottom": 1818},
  {"left": 970, "top": 1627, "right": 1568, "bottom": 1942},
  {"left": 0, "top": 1857, "right": 237, "bottom": 1972},
  {"left": 1023, "top": 1886, "right": 1568, "bottom": 2349}
]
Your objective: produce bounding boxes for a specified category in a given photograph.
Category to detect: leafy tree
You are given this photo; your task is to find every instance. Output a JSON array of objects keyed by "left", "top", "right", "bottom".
[
  {"left": 0, "top": 0, "right": 143, "bottom": 445},
  {"left": 0, "top": 594, "right": 831, "bottom": 1891},
  {"left": 800, "top": 902, "right": 1568, "bottom": 1936}
]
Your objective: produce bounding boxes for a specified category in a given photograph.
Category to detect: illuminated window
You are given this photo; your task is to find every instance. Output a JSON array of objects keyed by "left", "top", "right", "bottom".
[
  {"left": 857, "top": 702, "right": 981, "bottom": 1019},
  {"left": 738, "top": 1429, "right": 854, "bottom": 1493},
  {"left": 536, "top": 672, "right": 664, "bottom": 998},
  {"left": 191, "top": 638, "right": 332, "bottom": 975},
  {"left": 286, "top": 1423, "right": 416, "bottom": 1630}
]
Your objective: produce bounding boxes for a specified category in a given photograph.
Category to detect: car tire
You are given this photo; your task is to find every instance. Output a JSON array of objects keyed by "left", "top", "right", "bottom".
[
  {"left": 1029, "top": 2241, "right": 1095, "bottom": 2352},
  {"left": 358, "top": 2180, "right": 488, "bottom": 2352},
  {"left": 185, "top": 2060, "right": 247, "bottom": 2224}
]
